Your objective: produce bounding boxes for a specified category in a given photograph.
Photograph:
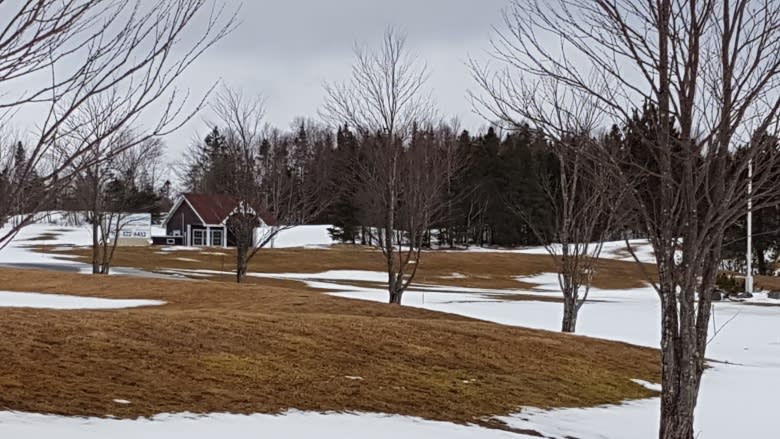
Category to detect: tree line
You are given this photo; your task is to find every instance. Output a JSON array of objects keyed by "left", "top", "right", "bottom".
[{"left": 182, "top": 120, "right": 562, "bottom": 246}]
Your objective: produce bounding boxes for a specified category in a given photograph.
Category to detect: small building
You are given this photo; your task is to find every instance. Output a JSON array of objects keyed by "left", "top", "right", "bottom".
[{"left": 159, "top": 193, "right": 272, "bottom": 248}]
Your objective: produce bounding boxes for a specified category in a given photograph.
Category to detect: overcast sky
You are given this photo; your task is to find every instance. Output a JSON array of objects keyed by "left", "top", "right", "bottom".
[{"left": 169, "top": 0, "right": 507, "bottom": 161}]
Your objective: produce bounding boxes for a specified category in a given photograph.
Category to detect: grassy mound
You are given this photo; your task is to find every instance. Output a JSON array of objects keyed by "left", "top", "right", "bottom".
[{"left": 0, "top": 268, "right": 659, "bottom": 428}]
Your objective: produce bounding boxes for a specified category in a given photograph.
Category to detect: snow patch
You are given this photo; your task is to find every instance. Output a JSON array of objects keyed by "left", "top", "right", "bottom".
[
  {"left": 450, "top": 239, "right": 657, "bottom": 264},
  {"left": 0, "top": 411, "right": 528, "bottom": 439},
  {"left": 258, "top": 225, "right": 335, "bottom": 249},
  {"left": 161, "top": 246, "right": 201, "bottom": 252},
  {"left": 0, "top": 291, "right": 164, "bottom": 310},
  {"left": 631, "top": 379, "right": 662, "bottom": 392}
]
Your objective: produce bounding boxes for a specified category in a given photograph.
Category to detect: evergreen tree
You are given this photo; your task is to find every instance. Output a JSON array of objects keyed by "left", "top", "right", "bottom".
[
  {"left": 502, "top": 126, "right": 555, "bottom": 246},
  {"left": 184, "top": 127, "right": 231, "bottom": 193},
  {"left": 9, "top": 141, "right": 44, "bottom": 215},
  {"left": 326, "top": 124, "right": 362, "bottom": 243}
]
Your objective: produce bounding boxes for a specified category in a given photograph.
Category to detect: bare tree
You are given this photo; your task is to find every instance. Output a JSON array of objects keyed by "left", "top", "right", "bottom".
[
  {"left": 473, "top": 1, "right": 780, "bottom": 437},
  {"left": 0, "top": 0, "right": 238, "bottom": 249},
  {"left": 210, "top": 86, "right": 337, "bottom": 283},
  {"left": 68, "top": 120, "right": 163, "bottom": 275},
  {"left": 322, "top": 27, "right": 435, "bottom": 140},
  {"left": 323, "top": 28, "right": 456, "bottom": 305},
  {"left": 353, "top": 130, "right": 454, "bottom": 304},
  {"left": 61, "top": 95, "right": 156, "bottom": 273},
  {"left": 542, "top": 133, "right": 616, "bottom": 333},
  {"left": 471, "top": 76, "right": 619, "bottom": 332}
]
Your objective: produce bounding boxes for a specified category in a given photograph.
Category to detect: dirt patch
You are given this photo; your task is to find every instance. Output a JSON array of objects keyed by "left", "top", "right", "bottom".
[{"left": 0, "top": 268, "right": 660, "bottom": 427}]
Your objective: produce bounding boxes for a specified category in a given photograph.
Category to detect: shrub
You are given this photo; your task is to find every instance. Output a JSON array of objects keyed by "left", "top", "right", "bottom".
[{"left": 716, "top": 273, "right": 744, "bottom": 295}]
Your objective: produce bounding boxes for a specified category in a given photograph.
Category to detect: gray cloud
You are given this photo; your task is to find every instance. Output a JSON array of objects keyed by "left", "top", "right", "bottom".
[
  {"left": 9, "top": 0, "right": 510, "bottom": 173},
  {"left": 220, "top": 0, "right": 505, "bottom": 56},
  {"left": 166, "top": 0, "right": 508, "bottom": 153}
]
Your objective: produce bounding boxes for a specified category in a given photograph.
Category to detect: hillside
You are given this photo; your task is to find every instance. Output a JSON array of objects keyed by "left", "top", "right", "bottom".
[{"left": 0, "top": 268, "right": 660, "bottom": 430}]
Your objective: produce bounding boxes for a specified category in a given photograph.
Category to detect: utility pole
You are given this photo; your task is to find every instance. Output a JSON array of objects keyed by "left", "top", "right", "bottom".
[{"left": 746, "top": 159, "right": 754, "bottom": 296}]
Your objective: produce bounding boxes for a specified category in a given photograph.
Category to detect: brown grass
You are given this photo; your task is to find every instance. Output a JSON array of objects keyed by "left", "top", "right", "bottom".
[
  {"left": 0, "top": 268, "right": 660, "bottom": 427},
  {"left": 41, "top": 245, "right": 655, "bottom": 291}
]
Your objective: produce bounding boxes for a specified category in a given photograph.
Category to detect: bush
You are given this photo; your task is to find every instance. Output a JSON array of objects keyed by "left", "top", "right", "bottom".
[{"left": 716, "top": 273, "right": 745, "bottom": 295}]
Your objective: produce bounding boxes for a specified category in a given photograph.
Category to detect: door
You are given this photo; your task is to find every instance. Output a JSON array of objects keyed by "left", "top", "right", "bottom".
[
  {"left": 192, "top": 229, "right": 206, "bottom": 246},
  {"left": 210, "top": 229, "right": 224, "bottom": 247}
]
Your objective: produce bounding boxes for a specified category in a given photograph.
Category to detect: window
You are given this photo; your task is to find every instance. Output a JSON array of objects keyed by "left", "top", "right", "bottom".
[
  {"left": 192, "top": 229, "right": 205, "bottom": 246},
  {"left": 210, "top": 229, "right": 224, "bottom": 247}
]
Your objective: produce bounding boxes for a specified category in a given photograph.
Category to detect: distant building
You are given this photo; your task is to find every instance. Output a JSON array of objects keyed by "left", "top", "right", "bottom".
[{"left": 158, "top": 193, "right": 273, "bottom": 247}]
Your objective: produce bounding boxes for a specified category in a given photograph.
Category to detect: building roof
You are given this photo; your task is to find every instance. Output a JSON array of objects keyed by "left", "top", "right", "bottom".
[
  {"left": 184, "top": 193, "right": 240, "bottom": 225},
  {"left": 164, "top": 193, "right": 276, "bottom": 226}
]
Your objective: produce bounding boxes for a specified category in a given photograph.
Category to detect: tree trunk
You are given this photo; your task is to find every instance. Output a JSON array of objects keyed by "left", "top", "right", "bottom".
[
  {"left": 99, "top": 225, "right": 121, "bottom": 275},
  {"left": 91, "top": 220, "right": 100, "bottom": 274},
  {"left": 236, "top": 245, "right": 248, "bottom": 283},
  {"left": 561, "top": 294, "right": 578, "bottom": 333},
  {"left": 386, "top": 267, "right": 405, "bottom": 305},
  {"left": 659, "top": 350, "right": 700, "bottom": 439},
  {"left": 388, "top": 280, "right": 403, "bottom": 305},
  {"left": 389, "top": 290, "right": 403, "bottom": 304},
  {"left": 101, "top": 240, "right": 113, "bottom": 274},
  {"left": 756, "top": 245, "right": 768, "bottom": 276},
  {"left": 236, "top": 264, "right": 247, "bottom": 283},
  {"left": 660, "top": 389, "right": 697, "bottom": 439},
  {"left": 658, "top": 283, "right": 702, "bottom": 439},
  {"left": 100, "top": 241, "right": 111, "bottom": 274}
]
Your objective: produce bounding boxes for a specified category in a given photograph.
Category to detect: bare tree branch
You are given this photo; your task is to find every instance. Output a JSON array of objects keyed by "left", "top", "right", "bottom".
[{"left": 0, "top": 0, "right": 239, "bottom": 248}]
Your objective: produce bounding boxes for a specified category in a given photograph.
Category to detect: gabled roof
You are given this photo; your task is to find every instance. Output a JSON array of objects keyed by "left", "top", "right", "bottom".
[
  {"left": 163, "top": 193, "right": 277, "bottom": 226},
  {"left": 184, "top": 193, "right": 240, "bottom": 225}
]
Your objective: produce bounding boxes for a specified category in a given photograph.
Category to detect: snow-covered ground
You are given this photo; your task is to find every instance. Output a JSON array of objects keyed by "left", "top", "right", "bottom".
[
  {"left": 260, "top": 225, "right": 335, "bottom": 248},
  {"left": 0, "top": 411, "right": 527, "bottom": 439},
  {"left": 0, "top": 215, "right": 92, "bottom": 268},
  {"left": 0, "top": 214, "right": 336, "bottom": 274},
  {"left": 461, "top": 239, "right": 658, "bottom": 264},
  {"left": 0, "top": 291, "right": 164, "bottom": 310},
  {"left": 1, "top": 216, "right": 778, "bottom": 438},
  {"left": 0, "top": 222, "right": 179, "bottom": 279}
]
